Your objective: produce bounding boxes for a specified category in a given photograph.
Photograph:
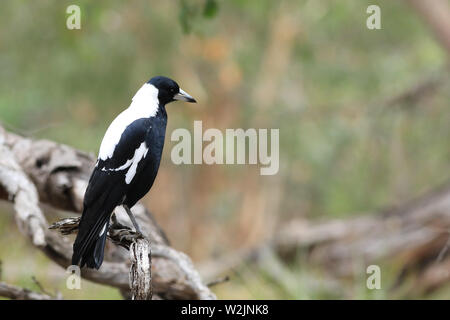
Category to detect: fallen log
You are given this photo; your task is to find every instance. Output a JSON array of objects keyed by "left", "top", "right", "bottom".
[{"left": 201, "top": 182, "right": 450, "bottom": 296}]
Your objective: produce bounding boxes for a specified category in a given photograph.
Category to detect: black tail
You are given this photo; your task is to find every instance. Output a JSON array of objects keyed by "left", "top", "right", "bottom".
[
  {"left": 72, "top": 166, "right": 126, "bottom": 269},
  {"left": 72, "top": 183, "right": 118, "bottom": 269},
  {"left": 72, "top": 208, "right": 111, "bottom": 269}
]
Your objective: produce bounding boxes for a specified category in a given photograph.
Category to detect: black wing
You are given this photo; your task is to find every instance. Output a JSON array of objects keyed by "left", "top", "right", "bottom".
[{"left": 72, "top": 118, "right": 152, "bottom": 269}]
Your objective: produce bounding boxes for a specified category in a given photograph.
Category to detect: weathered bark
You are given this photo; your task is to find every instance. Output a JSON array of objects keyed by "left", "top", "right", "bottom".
[
  {"left": 0, "top": 125, "right": 216, "bottom": 300},
  {"left": 129, "top": 238, "right": 152, "bottom": 300}
]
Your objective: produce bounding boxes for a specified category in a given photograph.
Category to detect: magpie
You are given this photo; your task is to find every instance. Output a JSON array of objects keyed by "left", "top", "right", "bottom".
[{"left": 72, "top": 76, "right": 196, "bottom": 269}]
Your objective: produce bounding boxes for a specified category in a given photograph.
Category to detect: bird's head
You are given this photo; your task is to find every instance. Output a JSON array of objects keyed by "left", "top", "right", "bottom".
[{"left": 148, "top": 76, "right": 196, "bottom": 105}]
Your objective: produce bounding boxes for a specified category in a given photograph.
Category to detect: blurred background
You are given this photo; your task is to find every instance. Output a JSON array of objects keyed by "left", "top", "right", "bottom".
[{"left": 0, "top": 0, "right": 449, "bottom": 299}]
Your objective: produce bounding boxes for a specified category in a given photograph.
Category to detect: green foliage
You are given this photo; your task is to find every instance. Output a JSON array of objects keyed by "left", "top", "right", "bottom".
[
  {"left": 179, "top": 0, "right": 219, "bottom": 33},
  {"left": 203, "top": 0, "right": 219, "bottom": 19}
]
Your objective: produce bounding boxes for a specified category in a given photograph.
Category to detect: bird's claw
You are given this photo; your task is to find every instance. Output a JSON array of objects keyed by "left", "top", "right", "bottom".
[{"left": 118, "top": 230, "right": 144, "bottom": 243}]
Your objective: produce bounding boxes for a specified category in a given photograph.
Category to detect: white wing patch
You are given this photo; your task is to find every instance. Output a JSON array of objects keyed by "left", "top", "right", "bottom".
[
  {"left": 125, "top": 142, "right": 149, "bottom": 184},
  {"left": 99, "top": 222, "right": 107, "bottom": 236},
  {"left": 101, "top": 142, "right": 149, "bottom": 184},
  {"left": 101, "top": 159, "right": 133, "bottom": 172},
  {"left": 98, "top": 83, "right": 159, "bottom": 161}
]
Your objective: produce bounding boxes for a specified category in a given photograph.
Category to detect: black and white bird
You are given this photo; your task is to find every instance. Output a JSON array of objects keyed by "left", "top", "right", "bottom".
[{"left": 72, "top": 76, "right": 196, "bottom": 269}]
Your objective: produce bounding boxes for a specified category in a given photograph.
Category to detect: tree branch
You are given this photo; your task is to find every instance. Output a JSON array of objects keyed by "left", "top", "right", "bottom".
[
  {"left": 0, "top": 282, "right": 56, "bottom": 300},
  {"left": 0, "top": 125, "right": 215, "bottom": 300},
  {"left": 200, "top": 181, "right": 450, "bottom": 295},
  {"left": 129, "top": 238, "right": 152, "bottom": 300}
]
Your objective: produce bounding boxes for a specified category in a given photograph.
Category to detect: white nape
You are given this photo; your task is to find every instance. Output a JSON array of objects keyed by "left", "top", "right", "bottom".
[{"left": 98, "top": 83, "right": 159, "bottom": 161}]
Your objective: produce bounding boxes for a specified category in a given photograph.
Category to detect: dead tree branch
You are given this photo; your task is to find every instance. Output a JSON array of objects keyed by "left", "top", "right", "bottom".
[
  {"left": 51, "top": 215, "right": 218, "bottom": 300},
  {"left": 129, "top": 238, "right": 152, "bottom": 300},
  {"left": 201, "top": 182, "right": 450, "bottom": 295},
  {"left": 0, "top": 125, "right": 215, "bottom": 300},
  {"left": 0, "top": 282, "right": 56, "bottom": 300}
]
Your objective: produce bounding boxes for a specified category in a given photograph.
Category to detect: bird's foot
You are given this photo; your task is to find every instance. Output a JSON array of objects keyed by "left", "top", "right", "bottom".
[
  {"left": 108, "top": 226, "right": 145, "bottom": 249},
  {"left": 118, "top": 230, "right": 144, "bottom": 243}
]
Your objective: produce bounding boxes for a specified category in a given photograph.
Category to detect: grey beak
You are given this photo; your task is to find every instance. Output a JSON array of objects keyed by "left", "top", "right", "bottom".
[{"left": 174, "top": 88, "right": 196, "bottom": 103}]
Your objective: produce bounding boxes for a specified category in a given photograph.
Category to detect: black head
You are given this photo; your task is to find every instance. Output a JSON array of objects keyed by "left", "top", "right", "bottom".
[{"left": 147, "top": 76, "right": 196, "bottom": 105}]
